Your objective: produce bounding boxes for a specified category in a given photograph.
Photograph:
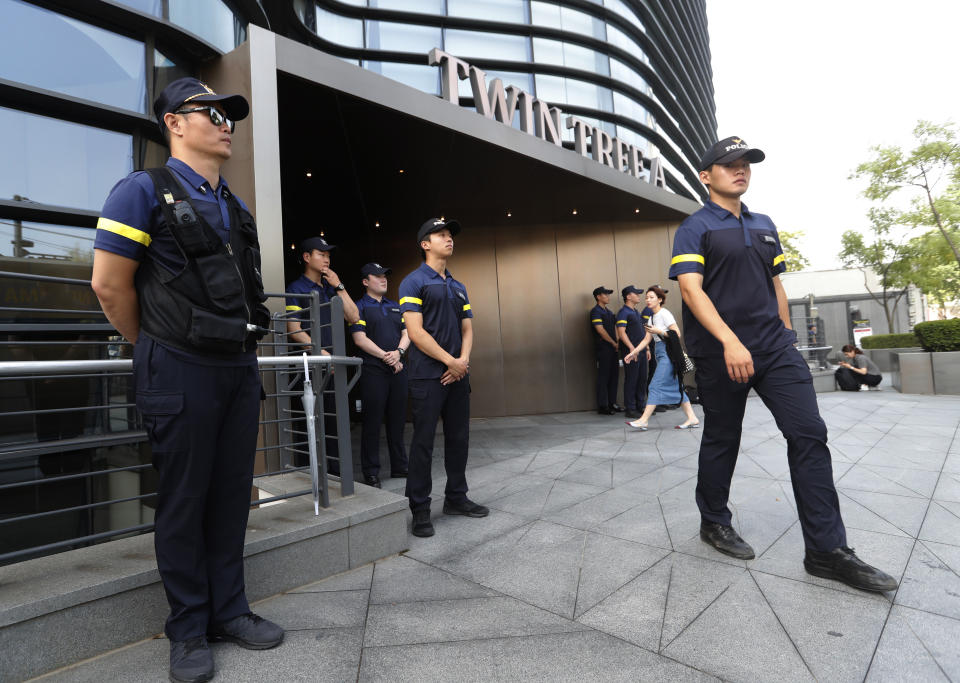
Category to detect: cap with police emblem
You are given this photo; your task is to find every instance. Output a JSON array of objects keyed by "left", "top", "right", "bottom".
[
  {"left": 300, "top": 236, "right": 336, "bottom": 254},
  {"left": 698, "top": 136, "right": 765, "bottom": 172},
  {"left": 154, "top": 77, "right": 250, "bottom": 135},
  {"left": 593, "top": 286, "right": 613, "bottom": 297},
  {"left": 361, "top": 262, "right": 392, "bottom": 276},
  {"left": 417, "top": 217, "right": 462, "bottom": 245}
]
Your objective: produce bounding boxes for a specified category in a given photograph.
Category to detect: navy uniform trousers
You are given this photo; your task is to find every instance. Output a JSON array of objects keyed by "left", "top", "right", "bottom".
[
  {"left": 596, "top": 344, "right": 619, "bottom": 409},
  {"left": 359, "top": 367, "right": 408, "bottom": 477},
  {"left": 134, "top": 336, "right": 260, "bottom": 641},
  {"left": 694, "top": 344, "right": 847, "bottom": 552},
  {"left": 621, "top": 351, "right": 648, "bottom": 412},
  {"left": 406, "top": 377, "right": 470, "bottom": 512}
]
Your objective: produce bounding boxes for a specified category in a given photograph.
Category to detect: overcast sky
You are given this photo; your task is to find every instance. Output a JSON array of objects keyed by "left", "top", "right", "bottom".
[{"left": 705, "top": 1, "right": 960, "bottom": 270}]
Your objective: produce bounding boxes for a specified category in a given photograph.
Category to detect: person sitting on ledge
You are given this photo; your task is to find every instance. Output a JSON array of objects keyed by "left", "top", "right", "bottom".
[{"left": 836, "top": 344, "right": 882, "bottom": 391}]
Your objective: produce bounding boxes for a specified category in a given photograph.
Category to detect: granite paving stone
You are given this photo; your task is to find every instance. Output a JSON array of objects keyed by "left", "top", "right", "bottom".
[
  {"left": 251, "top": 589, "right": 369, "bottom": 630},
  {"left": 895, "top": 540, "right": 960, "bottom": 620},
  {"left": 368, "top": 555, "right": 497, "bottom": 604},
  {"left": 288, "top": 563, "right": 373, "bottom": 593},
  {"left": 918, "top": 500, "right": 960, "bottom": 546},
  {"left": 839, "top": 489, "right": 930, "bottom": 538},
  {"left": 868, "top": 605, "right": 960, "bottom": 681}
]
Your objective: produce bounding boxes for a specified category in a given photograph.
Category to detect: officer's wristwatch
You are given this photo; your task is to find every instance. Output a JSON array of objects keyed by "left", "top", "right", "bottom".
[
  {"left": 398, "top": 347, "right": 406, "bottom": 359},
  {"left": 335, "top": 283, "right": 345, "bottom": 291}
]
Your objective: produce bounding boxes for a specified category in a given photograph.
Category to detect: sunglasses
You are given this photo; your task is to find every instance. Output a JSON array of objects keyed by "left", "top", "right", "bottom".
[{"left": 173, "top": 106, "right": 235, "bottom": 132}]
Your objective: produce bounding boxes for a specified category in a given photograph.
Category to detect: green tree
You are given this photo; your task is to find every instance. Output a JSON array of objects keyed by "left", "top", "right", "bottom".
[
  {"left": 852, "top": 120, "right": 960, "bottom": 268},
  {"left": 901, "top": 228, "right": 960, "bottom": 317},
  {"left": 839, "top": 208, "right": 912, "bottom": 332},
  {"left": 777, "top": 229, "right": 810, "bottom": 270}
]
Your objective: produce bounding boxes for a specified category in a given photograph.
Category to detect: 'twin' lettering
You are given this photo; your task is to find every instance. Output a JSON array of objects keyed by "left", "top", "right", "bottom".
[{"left": 428, "top": 48, "right": 665, "bottom": 188}]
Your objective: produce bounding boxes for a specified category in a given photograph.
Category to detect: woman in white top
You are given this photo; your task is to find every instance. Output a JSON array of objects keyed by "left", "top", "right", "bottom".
[{"left": 625, "top": 286, "right": 699, "bottom": 430}]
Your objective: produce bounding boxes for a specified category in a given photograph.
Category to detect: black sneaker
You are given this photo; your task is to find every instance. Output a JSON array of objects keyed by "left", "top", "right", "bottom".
[
  {"left": 443, "top": 498, "right": 490, "bottom": 517},
  {"left": 364, "top": 474, "right": 382, "bottom": 488},
  {"left": 209, "top": 613, "right": 284, "bottom": 650},
  {"left": 169, "top": 636, "right": 213, "bottom": 683},
  {"left": 804, "top": 547, "right": 899, "bottom": 592},
  {"left": 700, "top": 522, "right": 755, "bottom": 559},
  {"left": 412, "top": 509, "right": 434, "bottom": 537}
]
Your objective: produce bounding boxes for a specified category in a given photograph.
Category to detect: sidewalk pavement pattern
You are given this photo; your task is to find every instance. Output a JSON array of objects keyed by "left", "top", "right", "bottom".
[{"left": 38, "top": 391, "right": 960, "bottom": 682}]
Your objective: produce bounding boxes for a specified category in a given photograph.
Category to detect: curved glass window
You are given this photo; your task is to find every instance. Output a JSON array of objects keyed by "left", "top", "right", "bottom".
[
  {"left": 604, "top": 0, "right": 645, "bottom": 33},
  {"left": 372, "top": 0, "right": 442, "bottom": 10},
  {"left": 0, "top": 220, "right": 96, "bottom": 264},
  {"left": 532, "top": 38, "right": 609, "bottom": 76},
  {"left": 612, "top": 92, "right": 651, "bottom": 128},
  {"left": 168, "top": 0, "right": 246, "bottom": 53},
  {"left": 456, "top": 69, "right": 534, "bottom": 101},
  {"left": 534, "top": 74, "right": 612, "bottom": 113},
  {"left": 606, "top": 23, "right": 648, "bottom": 66},
  {"left": 365, "top": 21, "right": 441, "bottom": 53},
  {"left": 364, "top": 61, "right": 440, "bottom": 95},
  {"left": 609, "top": 57, "right": 649, "bottom": 96},
  {"left": 447, "top": 0, "right": 527, "bottom": 23},
  {"left": 0, "top": 0, "right": 147, "bottom": 112},
  {"left": 0, "top": 107, "right": 133, "bottom": 212},
  {"left": 444, "top": 29, "right": 529, "bottom": 61},
  {"left": 313, "top": 4, "right": 364, "bottom": 47},
  {"left": 153, "top": 50, "right": 191, "bottom": 104},
  {"left": 530, "top": 2, "right": 605, "bottom": 40},
  {"left": 112, "top": 0, "right": 162, "bottom": 16}
]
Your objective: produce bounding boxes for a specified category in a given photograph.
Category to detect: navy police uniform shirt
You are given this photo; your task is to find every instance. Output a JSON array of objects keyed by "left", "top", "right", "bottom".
[
  {"left": 589, "top": 304, "right": 616, "bottom": 350},
  {"left": 615, "top": 305, "right": 645, "bottom": 348},
  {"left": 350, "top": 294, "right": 405, "bottom": 373},
  {"left": 398, "top": 263, "right": 473, "bottom": 380},
  {"left": 95, "top": 157, "right": 254, "bottom": 365},
  {"left": 668, "top": 200, "right": 795, "bottom": 357},
  {"left": 285, "top": 275, "right": 338, "bottom": 349}
]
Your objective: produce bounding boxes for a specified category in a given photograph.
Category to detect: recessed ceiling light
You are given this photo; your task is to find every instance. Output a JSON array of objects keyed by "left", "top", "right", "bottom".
[
  {"left": 506, "top": 211, "right": 512, "bottom": 217},
  {"left": 399, "top": 169, "right": 404, "bottom": 174},
  {"left": 634, "top": 208, "right": 640, "bottom": 213},
  {"left": 375, "top": 221, "right": 380, "bottom": 228},
  {"left": 290, "top": 243, "right": 295, "bottom": 249},
  {"left": 572, "top": 209, "right": 578, "bottom": 215},
  {"left": 320, "top": 231, "right": 325, "bottom": 237},
  {"left": 305, "top": 171, "right": 312, "bottom": 178}
]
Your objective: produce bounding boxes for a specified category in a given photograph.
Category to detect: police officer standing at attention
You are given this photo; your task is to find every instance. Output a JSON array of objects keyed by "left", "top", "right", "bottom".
[
  {"left": 91, "top": 77, "right": 283, "bottom": 683},
  {"left": 285, "top": 237, "right": 360, "bottom": 473},
  {"left": 399, "top": 218, "right": 488, "bottom": 538},
  {"left": 670, "top": 136, "right": 897, "bottom": 592},
  {"left": 590, "top": 286, "right": 621, "bottom": 415},
  {"left": 616, "top": 285, "right": 653, "bottom": 419},
  {"left": 350, "top": 263, "right": 410, "bottom": 488}
]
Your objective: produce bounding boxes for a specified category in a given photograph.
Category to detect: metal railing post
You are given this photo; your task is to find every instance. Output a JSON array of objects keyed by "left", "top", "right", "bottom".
[{"left": 328, "top": 296, "right": 354, "bottom": 496}]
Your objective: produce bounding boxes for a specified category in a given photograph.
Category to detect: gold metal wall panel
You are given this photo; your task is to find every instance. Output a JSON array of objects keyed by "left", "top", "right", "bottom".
[
  {"left": 555, "top": 222, "right": 619, "bottom": 412},
  {"left": 495, "top": 223, "right": 566, "bottom": 415},
  {"left": 613, "top": 221, "right": 680, "bottom": 313}
]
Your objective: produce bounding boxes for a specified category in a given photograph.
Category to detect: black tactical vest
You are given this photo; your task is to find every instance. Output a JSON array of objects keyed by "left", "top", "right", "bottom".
[{"left": 135, "top": 167, "right": 269, "bottom": 356}]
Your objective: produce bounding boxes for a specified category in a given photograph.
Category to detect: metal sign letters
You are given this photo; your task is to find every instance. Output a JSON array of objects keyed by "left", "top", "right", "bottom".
[{"left": 429, "top": 48, "right": 665, "bottom": 188}]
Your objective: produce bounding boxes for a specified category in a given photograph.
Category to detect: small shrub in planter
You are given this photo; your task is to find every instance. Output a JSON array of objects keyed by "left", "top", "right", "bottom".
[
  {"left": 914, "top": 319, "right": 960, "bottom": 352},
  {"left": 860, "top": 333, "right": 920, "bottom": 349}
]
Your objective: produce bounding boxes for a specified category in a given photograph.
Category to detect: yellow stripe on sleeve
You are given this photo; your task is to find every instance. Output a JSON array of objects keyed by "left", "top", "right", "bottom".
[
  {"left": 591, "top": 318, "right": 602, "bottom": 324},
  {"left": 462, "top": 304, "right": 471, "bottom": 312},
  {"left": 400, "top": 296, "right": 422, "bottom": 306},
  {"left": 285, "top": 305, "right": 302, "bottom": 312},
  {"left": 96, "top": 217, "right": 152, "bottom": 246},
  {"left": 617, "top": 320, "right": 628, "bottom": 324},
  {"left": 356, "top": 320, "right": 366, "bottom": 326},
  {"left": 773, "top": 254, "right": 785, "bottom": 266},
  {"left": 670, "top": 253, "right": 704, "bottom": 266}
]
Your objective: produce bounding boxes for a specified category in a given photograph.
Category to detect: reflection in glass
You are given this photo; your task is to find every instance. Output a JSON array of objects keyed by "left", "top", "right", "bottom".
[
  {"left": 372, "top": 0, "right": 442, "bottom": 12},
  {"left": 606, "top": 23, "right": 648, "bottom": 65},
  {"left": 153, "top": 50, "right": 191, "bottom": 106},
  {"left": 530, "top": 2, "right": 604, "bottom": 39},
  {"left": 111, "top": 0, "right": 162, "bottom": 16},
  {"left": 313, "top": 4, "right": 364, "bottom": 47},
  {"left": 0, "top": 107, "right": 133, "bottom": 211},
  {"left": 0, "top": 220, "right": 95, "bottom": 264},
  {"left": 532, "top": 38, "right": 609, "bottom": 76},
  {"left": 168, "top": 0, "right": 246, "bottom": 53},
  {"left": 365, "top": 21, "right": 441, "bottom": 53},
  {"left": 0, "top": 0, "right": 147, "bottom": 112},
  {"left": 604, "top": 0, "right": 645, "bottom": 32},
  {"left": 447, "top": 0, "right": 526, "bottom": 23},
  {"left": 364, "top": 61, "right": 440, "bottom": 95},
  {"left": 445, "top": 29, "right": 529, "bottom": 61}
]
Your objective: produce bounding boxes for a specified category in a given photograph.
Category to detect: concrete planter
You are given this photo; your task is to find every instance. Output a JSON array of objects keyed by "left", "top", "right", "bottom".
[
  {"left": 892, "top": 349, "right": 960, "bottom": 395},
  {"left": 863, "top": 347, "right": 924, "bottom": 373}
]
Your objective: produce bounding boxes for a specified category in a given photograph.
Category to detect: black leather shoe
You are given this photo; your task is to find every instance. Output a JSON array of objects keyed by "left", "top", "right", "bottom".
[
  {"left": 624, "top": 410, "right": 640, "bottom": 419},
  {"left": 700, "top": 522, "right": 755, "bottom": 559},
  {"left": 597, "top": 407, "right": 614, "bottom": 415},
  {"left": 364, "top": 474, "right": 382, "bottom": 488},
  {"left": 209, "top": 613, "right": 284, "bottom": 650},
  {"left": 412, "top": 509, "right": 434, "bottom": 537},
  {"left": 611, "top": 404, "right": 625, "bottom": 413},
  {"left": 169, "top": 637, "right": 214, "bottom": 683},
  {"left": 391, "top": 469, "right": 408, "bottom": 478},
  {"left": 443, "top": 498, "right": 490, "bottom": 517},
  {"left": 804, "top": 547, "right": 899, "bottom": 592}
]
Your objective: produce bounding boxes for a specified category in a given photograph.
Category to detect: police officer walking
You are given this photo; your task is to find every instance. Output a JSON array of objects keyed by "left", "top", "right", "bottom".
[
  {"left": 399, "top": 218, "right": 488, "bottom": 537},
  {"left": 616, "top": 285, "right": 653, "bottom": 418},
  {"left": 92, "top": 77, "right": 283, "bottom": 682},
  {"left": 671, "top": 136, "right": 897, "bottom": 592},
  {"left": 590, "top": 287, "right": 621, "bottom": 415},
  {"left": 350, "top": 263, "right": 410, "bottom": 488},
  {"left": 285, "top": 237, "right": 360, "bottom": 474}
]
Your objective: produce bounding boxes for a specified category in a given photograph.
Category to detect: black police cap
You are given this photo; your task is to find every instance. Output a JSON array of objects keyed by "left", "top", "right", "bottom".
[
  {"left": 154, "top": 77, "right": 250, "bottom": 134},
  {"left": 593, "top": 286, "right": 613, "bottom": 297},
  {"left": 698, "top": 136, "right": 765, "bottom": 172},
  {"left": 417, "top": 217, "right": 461, "bottom": 245},
  {"left": 361, "top": 262, "right": 392, "bottom": 277},
  {"left": 301, "top": 236, "right": 336, "bottom": 253},
  {"left": 621, "top": 285, "right": 643, "bottom": 299}
]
